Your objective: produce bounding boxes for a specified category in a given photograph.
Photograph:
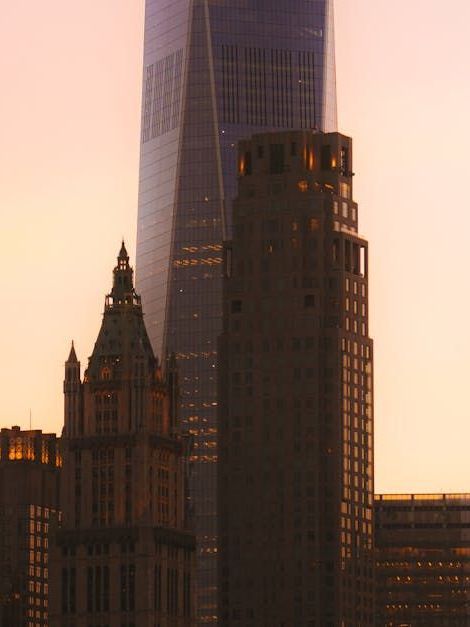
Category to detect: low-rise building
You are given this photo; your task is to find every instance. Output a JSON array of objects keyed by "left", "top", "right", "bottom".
[
  {"left": 375, "top": 493, "right": 470, "bottom": 626},
  {"left": 0, "top": 426, "right": 61, "bottom": 626}
]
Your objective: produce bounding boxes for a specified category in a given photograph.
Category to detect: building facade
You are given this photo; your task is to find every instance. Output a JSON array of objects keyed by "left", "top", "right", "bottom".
[
  {"left": 49, "top": 244, "right": 195, "bottom": 627},
  {"left": 0, "top": 427, "right": 61, "bottom": 627},
  {"left": 136, "top": 1, "right": 337, "bottom": 620},
  {"left": 218, "top": 130, "right": 374, "bottom": 626},
  {"left": 376, "top": 493, "right": 470, "bottom": 626}
]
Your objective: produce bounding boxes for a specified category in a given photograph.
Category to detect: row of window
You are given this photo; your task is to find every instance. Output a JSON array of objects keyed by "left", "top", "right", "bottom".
[{"left": 62, "top": 564, "right": 190, "bottom": 616}]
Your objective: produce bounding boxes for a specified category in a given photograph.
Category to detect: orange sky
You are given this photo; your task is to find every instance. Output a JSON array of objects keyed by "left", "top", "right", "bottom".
[{"left": 1, "top": 0, "right": 469, "bottom": 494}]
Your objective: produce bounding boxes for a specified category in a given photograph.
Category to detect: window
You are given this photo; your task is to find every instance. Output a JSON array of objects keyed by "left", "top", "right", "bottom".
[
  {"left": 340, "top": 146, "right": 349, "bottom": 175},
  {"left": 121, "top": 564, "right": 135, "bottom": 612},
  {"left": 244, "top": 151, "right": 252, "bottom": 175},
  {"left": 321, "top": 145, "right": 332, "bottom": 170},
  {"left": 269, "top": 144, "right": 285, "bottom": 174},
  {"left": 308, "top": 218, "right": 320, "bottom": 231},
  {"left": 304, "top": 294, "right": 315, "bottom": 308},
  {"left": 340, "top": 182, "right": 350, "bottom": 199},
  {"left": 155, "top": 565, "right": 162, "bottom": 611},
  {"left": 231, "top": 300, "right": 242, "bottom": 314}
]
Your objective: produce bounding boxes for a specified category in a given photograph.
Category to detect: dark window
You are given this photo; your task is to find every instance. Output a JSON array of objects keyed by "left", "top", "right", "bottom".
[
  {"left": 321, "top": 145, "right": 332, "bottom": 170},
  {"left": 87, "top": 567, "right": 93, "bottom": 612},
  {"left": 353, "top": 243, "right": 359, "bottom": 275},
  {"left": 103, "top": 566, "right": 109, "bottom": 611},
  {"left": 231, "top": 300, "right": 242, "bottom": 313},
  {"left": 155, "top": 564, "right": 162, "bottom": 611},
  {"left": 257, "top": 145, "right": 264, "bottom": 159},
  {"left": 291, "top": 141, "right": 297, "bottom": 156},
  {"left": 129, "top": 564, "right": 135, "bottom": 611},
  {"left": 340, "top": 146, "right": 349, "bottom": 176},
  {"left": 70, "top": 568, "right": 76, "bottom": 613},
  {"left": 304, "top": 294, "right": 315, "bottom": 307},
  {"left": 61, "top": 568, "right": 68, "bottom": 613},
  {"left": 345, "top": 240, "right": 351, "bottom": 272},
  {"left": 120, "top": 564, "right": 127, "bottom": 611},
  {"left": 244, "top": 151, "right": 252, "bottom": 175},
  {"left": 332, "top": 239, "right": 340, "bottom": 265},
  {"left": 184, "top": 572, "right": 191, "bottom": 617},
  {"left": 95, "top": 566, "right": 102, "bottom": 612},
  {"left": 270, "top": 144, "right": 285, "bottom": 174}
]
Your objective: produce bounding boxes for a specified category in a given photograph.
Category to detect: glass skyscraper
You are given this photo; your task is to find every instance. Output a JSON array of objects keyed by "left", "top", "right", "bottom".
[{"left": 136, "top": 1, "right": 337, "bottom": 621}]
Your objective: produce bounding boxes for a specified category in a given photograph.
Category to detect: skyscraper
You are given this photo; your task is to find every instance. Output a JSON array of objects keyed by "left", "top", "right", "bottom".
[
  {"left": 218, "top": 130, "right": 374, "bottom": 625},
  {"left": 0, "top": 427, "right": 61, "bottom": 627},
  {"left": 136, "top": 2, "right": 337, "bottom": 620},
  {"left": 49, "top": 245, "right": 195, "bottom": 626}
]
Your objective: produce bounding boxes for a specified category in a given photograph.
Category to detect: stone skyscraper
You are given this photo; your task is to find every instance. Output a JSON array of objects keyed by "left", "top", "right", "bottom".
[
  {"left": 218, "top": 131, "right": 374, "bottom": 625},
  {"left": 136, "top": 1, "right": 337, "bottom": 620},
  {"left": 50, "top": 244, "right": 195, "bottom": 626}
]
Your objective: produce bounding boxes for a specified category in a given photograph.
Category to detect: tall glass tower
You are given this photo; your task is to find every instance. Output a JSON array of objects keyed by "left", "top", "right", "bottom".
[{"left": 136, "top": 1, "right": 337, "bottom": 621}]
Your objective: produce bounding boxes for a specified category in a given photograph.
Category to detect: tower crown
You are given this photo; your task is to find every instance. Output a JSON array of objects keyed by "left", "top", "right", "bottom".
[
  {"left": 85, "top": 242, "right": 157, "bottom": 384},
  {"left": 106, "top": 241, "right": 141, "bottom": 309}
]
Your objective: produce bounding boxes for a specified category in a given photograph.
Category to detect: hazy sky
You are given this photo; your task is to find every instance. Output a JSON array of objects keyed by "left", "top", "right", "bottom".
[{"left": 1, "top": 0, "right": 469, "bottom": 494}]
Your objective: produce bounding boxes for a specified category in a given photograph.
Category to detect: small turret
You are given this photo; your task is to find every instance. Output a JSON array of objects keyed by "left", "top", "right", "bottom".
[
  {"left": 67, "top": 341, "right": 78, "bottom": 363},
  {"left": 63, "top": 341, "right": 82, "bottom": 436}
]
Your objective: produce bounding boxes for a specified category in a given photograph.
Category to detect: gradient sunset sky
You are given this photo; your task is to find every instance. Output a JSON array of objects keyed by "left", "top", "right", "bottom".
[{"left": 1, "top": 0, "right": 469, "bottom": 493}]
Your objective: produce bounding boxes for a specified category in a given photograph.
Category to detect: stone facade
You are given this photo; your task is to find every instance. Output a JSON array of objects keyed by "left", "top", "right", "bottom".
[
  {"left": 49, "top": 244, "right": 196, "bottom": 627},
  {"left": 218, "top": 131, "right": 374, "bottom": 626}
]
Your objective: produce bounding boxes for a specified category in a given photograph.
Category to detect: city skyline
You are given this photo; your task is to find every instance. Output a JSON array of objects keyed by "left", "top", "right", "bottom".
[{"left": 2, "top": 0, "right": 470, "bottom": 501}]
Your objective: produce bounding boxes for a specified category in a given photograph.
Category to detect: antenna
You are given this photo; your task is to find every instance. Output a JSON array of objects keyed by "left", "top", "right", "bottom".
[{"left": 29, "top": 409, "right": 32, "bottom": 431}]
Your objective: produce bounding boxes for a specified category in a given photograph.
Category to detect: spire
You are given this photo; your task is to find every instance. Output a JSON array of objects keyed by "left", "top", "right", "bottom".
[
  {"left": 67, "top": 341, "right": 78, "bottom": 363},
  {"left": 105, "top": 241, "right": 141, "bottom": 309},
  {"left": 118, "top": 240, "right": 129, "bottom": 265},
  {"left": 86, "top": 241, "right": 156, "bottom": 386}
]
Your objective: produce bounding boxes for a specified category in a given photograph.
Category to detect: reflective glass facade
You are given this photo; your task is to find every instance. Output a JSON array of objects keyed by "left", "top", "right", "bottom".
[{"left": 136, "top": 1, "right": 337, "bottom": 622}]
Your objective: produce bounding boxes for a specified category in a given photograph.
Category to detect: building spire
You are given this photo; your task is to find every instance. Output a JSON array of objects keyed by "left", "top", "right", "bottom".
[
  {"left": 67, "top": 340, "right": 78, "bottom": 363},
  {"left": 118, "top": 240, "right": 129, "bottom": 265},
  {"left": 105, "top": 241, "right": 141, "bottom": 309}
]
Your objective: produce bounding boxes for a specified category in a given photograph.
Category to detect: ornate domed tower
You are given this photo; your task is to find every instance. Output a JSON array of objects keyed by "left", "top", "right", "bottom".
[{"left": 50, "top": 244, "right": 195, "bottom": 626}]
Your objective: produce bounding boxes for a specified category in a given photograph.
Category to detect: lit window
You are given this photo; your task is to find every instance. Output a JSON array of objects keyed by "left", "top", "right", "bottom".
[
  {"left": 340, "top": 183, "right": 349, "bottom": 198},
  {"left": 309, "top": 218, "right": 320, "bottom": 231}
]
